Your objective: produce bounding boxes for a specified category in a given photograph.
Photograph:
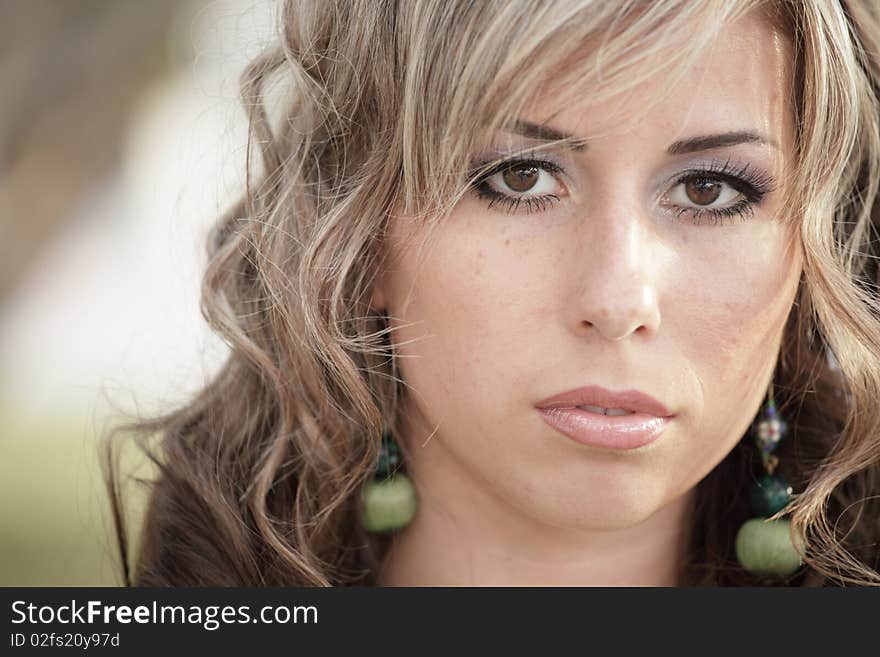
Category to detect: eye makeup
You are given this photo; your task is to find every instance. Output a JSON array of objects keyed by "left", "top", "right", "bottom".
[
  {"left": 658, "top": 158, "right": 778, "bottom": 226},
  {"left": 465, "top": 151, "right": 778, "bottom": 226},
  {"left": 467, "top": 152, "right": 567, "bottom": 214}
]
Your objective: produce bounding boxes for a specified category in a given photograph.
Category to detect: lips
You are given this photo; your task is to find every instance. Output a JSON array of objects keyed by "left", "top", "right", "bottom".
[
  {"left": 534, "top": 384, "right": 674, "bottom": 450},
  {"left": 534, "top": 385, "right": 673, "bottom": 418}
]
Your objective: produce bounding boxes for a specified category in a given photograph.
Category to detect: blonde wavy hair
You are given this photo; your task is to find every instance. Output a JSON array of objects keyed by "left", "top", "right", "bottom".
[{"left": 106, "top": 0, "right": 880, "bottom": 586}]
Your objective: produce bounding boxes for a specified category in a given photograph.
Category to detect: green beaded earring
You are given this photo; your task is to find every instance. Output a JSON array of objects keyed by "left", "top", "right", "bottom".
[
  {"left": 360, "top": 430, "right": 418, "bottom": 533},
  {"left": 734, "top": 384, "right": 804, "bottom": 578}
]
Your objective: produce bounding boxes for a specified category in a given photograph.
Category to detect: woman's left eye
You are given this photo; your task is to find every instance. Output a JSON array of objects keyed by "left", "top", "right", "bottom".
[
  {"left": 665, "top": 177, "right": 741, "bottom": 208},
  {"left": 471, "top": 158, "right": 565, "bottom": 214},
  {"left": 660, "top": 175, "right": 754, "bottom": 223},
  {"left": 659, "top": 167, "right": 772, "bottom": 225}
]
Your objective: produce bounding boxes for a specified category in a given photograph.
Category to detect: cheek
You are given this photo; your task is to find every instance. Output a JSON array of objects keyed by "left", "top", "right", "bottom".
[
  {"left": 674, "top": 224, "right": 800, "bottom": 392},
  {"left": 656, "top": 225, "right": 801, "bottom": 498},
  {"left": 385, "top": 224, "right": 542, "bottom": 425}
]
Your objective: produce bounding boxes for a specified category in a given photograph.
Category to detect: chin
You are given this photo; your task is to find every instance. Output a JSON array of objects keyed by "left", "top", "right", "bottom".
[{"left": 519, "top": 478, "right": 670, "bottom": 533}]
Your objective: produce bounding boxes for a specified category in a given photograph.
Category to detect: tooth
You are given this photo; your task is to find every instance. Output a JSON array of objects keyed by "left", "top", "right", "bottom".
[{"left": 576, "top": 405, "right": 635, "bottom": 416}]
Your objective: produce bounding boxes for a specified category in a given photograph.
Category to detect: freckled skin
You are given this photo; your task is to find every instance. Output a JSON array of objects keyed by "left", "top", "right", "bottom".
[{"left": 371, "top": 12, "right": 803, "bottom": 584}]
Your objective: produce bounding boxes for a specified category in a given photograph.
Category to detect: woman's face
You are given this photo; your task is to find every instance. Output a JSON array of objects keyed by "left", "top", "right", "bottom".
[{"left": 372, "top": 12, "right": 802, "bottom": 534}]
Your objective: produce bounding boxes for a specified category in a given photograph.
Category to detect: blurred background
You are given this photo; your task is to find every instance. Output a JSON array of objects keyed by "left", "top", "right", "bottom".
[{"left": 0, "top": 0, "right": 277, "bottom": 585}]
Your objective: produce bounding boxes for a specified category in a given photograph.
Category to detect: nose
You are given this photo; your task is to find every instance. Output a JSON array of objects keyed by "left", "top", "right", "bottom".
[{"left": 571, "top": 205, "right": 662, "bottom": 342}]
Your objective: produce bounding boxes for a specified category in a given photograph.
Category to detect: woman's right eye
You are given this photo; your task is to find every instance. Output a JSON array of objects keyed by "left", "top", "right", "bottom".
[
  {"left": 471, "top": 158, "right": 567, "bottom": 214},
  {"left": 484, "top": 162, "right": 561, "bottom": 195}
]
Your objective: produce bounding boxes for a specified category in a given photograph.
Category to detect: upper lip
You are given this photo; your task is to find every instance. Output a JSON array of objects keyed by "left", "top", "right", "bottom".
[{"left": 535, "top": 384, "right": 674, "bottom": 417}]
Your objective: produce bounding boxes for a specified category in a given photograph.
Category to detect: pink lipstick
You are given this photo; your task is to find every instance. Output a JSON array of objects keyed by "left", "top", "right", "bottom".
[{"left": 535, "top": 385, "right": 674, "bottom": 451}]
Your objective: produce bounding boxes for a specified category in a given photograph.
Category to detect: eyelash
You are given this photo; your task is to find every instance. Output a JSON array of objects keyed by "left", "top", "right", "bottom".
[
  {"left": 467, "top": 155, "right": 776, "bottom": 226},
  {"left": 469, "top": 154, "right": 565, "bottom": 215}
]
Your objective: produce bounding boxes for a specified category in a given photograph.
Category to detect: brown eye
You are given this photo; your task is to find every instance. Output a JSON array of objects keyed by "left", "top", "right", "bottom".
[
  {"left": 473, "top": 157, "right": 565, "bottom": 213},
  {"left": 501, "top": 165, "right": 540, "bottom": 193},
  {"left": 684, "top": 178, "right": 723, "bottom": 205}
]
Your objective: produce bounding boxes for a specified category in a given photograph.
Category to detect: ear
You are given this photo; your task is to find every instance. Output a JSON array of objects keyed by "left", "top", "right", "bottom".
[
  {"left": 371, "top": 207, "right": 404, "bottom": 314},
  {"left": 370, "top": 278, "right": 387, "bottom": 313},
  {"left": 369, "top": 252, "right": 389, "bottom": 313}
]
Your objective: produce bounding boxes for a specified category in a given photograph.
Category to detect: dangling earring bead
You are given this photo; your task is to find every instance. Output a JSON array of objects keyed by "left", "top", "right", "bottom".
[
  {"left": 360, "top": 430, "right": 418, "bottom": 533},
  {"left": 734, "top": 385, "right": 804, "bottom": 578}
]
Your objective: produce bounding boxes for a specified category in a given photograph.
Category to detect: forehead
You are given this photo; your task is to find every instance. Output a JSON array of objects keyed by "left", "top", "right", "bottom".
[{"left": 526, "top": 10, "right": 794, "bottom": 151}]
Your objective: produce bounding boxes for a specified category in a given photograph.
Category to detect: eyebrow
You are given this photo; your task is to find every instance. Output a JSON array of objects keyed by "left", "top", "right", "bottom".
[
  {"left": 502, "top": 121, "right": 777, "bottom": 156},
  {"left": 666, "top": 130, "right": 779, "bottom": 155},
  {"left": 501, "top": 120, "right": 588, "bottom": 151}
]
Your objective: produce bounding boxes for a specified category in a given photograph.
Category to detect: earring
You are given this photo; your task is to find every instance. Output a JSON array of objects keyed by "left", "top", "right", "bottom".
[
  {"left": 734, "top": 383, "right": 804, "bottom": 578},
  {"left": 360, "top": 430, "right": 418, "bottom": 533}
]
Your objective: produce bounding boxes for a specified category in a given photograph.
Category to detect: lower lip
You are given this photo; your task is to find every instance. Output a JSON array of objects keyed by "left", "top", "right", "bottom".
[{"left": 537, "top": 407, "right": 671, "bottom": 450}]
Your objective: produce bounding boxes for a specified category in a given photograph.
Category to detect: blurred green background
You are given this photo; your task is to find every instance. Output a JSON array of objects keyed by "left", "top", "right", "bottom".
[
  {"left": 1, "top": 0, "right": 272, "bottom": 585},
  {"left": 1, "top": 396, "right": 128, "bottom": 585}
]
